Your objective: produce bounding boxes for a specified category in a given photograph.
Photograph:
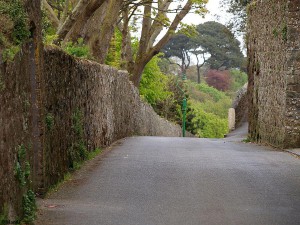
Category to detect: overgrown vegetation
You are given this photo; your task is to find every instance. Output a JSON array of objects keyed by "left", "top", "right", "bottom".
[
  {"left": 45, "top": 113, "right": 54, "bottom": 130},
  {"left": 63, "top": 38, "right": 91, "bottom": 59},
  {"left": 0, "top": 75, "right": 4, "bottom": 91},
  {"left": 0, "top": 204, "right": 8, "bottom": 225},
  {"left": 0, "top": 0, "right": 30, "bottom": 61},
  {"left": 69, "top": 109, "right": 88, "bottom": 170},
  {"left": 138, "top": 53, "right": 247, "bottom": 138},
  {"left": 14, "top": 144, "right": 36, "bottom": 224},
  {"left": 140, "top": 55, "right": 173, "bottom": 105}
]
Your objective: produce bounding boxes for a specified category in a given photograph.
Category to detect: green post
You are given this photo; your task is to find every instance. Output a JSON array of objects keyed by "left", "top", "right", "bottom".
[
  {"left": 182, "top": 73, "right": 187, "bottom": 137},
  {"left": 182, "top": 97, "right": 187, "bottom": 137}
]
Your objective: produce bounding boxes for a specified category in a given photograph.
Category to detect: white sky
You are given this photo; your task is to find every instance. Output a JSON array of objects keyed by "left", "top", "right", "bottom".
[{"left": 182, "top": 0, "right": 230, "bottom": 25}]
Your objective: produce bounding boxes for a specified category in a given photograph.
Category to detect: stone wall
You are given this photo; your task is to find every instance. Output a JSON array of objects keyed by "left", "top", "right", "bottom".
[
  {"left": 0, "top": 0, "right": 44, "bottom": 220},
  {"left": 0, "top": 45, "right": 183, "bottom": 219},
  {"left": 43, "top": 46, "right": 183, "bottom": 188},
  {"left": 247, "top": 0, "right": 300, "bottom": 148},
  {"left": 232, "top": 83, "right": 248, "bottom": 128}
]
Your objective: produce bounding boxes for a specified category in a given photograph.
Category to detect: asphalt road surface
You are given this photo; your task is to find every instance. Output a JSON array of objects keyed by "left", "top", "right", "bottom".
[{"left": 36, "top": 134, "right": 300, "bottom": 225}]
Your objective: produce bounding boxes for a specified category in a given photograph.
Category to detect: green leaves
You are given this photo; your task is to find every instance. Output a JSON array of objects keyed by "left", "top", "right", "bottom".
[
  {"left": 0, "top": 0, "right": 30, "bottom": 45},
  {"left": 14, "top": 144, "right": 37, "bottom": 223},
  {"left": 187, "top": 99, "right": 228, "bottom": 138},
  {"left": 140, "top": 55, "right": 172, "bottom": 105},
  {"left": 22, "top": 190, "right": 36, "bottom": 223},
  {"left": 63, "top": 38, "right": 91, "bottom": 59}
]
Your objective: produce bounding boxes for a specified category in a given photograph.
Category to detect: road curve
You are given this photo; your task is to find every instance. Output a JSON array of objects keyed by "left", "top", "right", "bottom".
[{"left": 36, "top": 136, "right": 300, "bottom": 225}]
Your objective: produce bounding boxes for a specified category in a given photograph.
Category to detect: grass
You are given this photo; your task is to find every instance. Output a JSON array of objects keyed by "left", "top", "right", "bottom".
[
  {"left": 242, "top": 138, "right": 251, "bottom": 143},
  {"left": 45, "top": 148, "right": 102, "bottom": 197}
]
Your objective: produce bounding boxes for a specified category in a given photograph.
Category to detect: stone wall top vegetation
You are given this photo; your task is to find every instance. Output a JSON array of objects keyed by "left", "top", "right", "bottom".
[{"left": 247, "top": 0, "right": 300, "bottom": 148}]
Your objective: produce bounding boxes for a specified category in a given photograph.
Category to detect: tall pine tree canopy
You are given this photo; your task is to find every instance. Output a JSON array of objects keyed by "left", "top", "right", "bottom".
[{"left": 194, "top": 21, "right": 244, "bottom": 70}]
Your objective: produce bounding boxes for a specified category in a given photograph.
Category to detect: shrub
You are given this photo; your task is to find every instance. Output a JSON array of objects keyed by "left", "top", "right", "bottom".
[
  {"left": 63, "top": 38, "right": 91, "bottom": 59},
  {"left": 205, "top": 70, "right": 231, "bottom": 91}
]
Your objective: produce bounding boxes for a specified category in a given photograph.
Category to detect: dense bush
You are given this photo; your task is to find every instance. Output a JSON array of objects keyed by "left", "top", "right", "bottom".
[
  {"left": 140, "top": 55, "right": 173, "bottom": 105},
  {"left": 63, "top": 38, "right": 91, "bottom": 59},
  {"left": 229, "top": 69, "right": 248, "bottom": 91},
  {"left": 187, "top": 100, "right": 228, "bottom": 138},
  {"left": 206, "top": 70, "right": 231, "bottom": 91},
  {"left": 0, "top": 0, "right": 30, "bottom": 61}
]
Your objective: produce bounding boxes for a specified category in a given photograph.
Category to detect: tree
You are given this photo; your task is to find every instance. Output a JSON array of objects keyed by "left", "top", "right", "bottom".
[
  {"left": 189, "top": 48, "right": 207, "bottom": 83},
  {"left": 223, "top": 0, "right": 251, "bottom": 35},
  {"left": 205, "top": 69, "right": 231, "bottom": 91},
  {"left": 42, "top": 0, "right": 208, "bottom": 87},
  {"left": 42, "top": 0, "right": 123, "bottom": 63},
  {"left": 161, "top": 34, "right": 192, "bottom": 75},
  {"left": 194, "top": 21, "right": 244, "bottom": 70},
  {"left": 124, "top": 0, "right": 208, "bottom": 87}
]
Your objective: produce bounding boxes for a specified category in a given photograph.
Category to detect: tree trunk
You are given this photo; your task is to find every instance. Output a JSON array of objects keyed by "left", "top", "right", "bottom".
[
  {"left": 91, "top": 0, "right": 123, "bottom": 63},
  {"left": 197, "top": 66, "right": 201, "bottom": 84},
  {"left": 42, "top": 0, "right": 59, "bottom": 29},
  {"left": 55, "top": 0, "right": 90, "bottom": 42},
  {"left": 63, "top": 0, "right": 106, "bottom": 42},
  {"left": 120, "top": 9, "right": 130, "bottom": 70}
]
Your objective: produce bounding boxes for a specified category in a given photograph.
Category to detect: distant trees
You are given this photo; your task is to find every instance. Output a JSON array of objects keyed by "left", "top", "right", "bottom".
[
  {"left": 161, "top": 21, "right": 244, "bottom": 84},
  {"left": 162, "top": 34, "right": 192, "bottom": 75},
  {"left": 195, "top": 21, "right": 244, "bottom": 70}
]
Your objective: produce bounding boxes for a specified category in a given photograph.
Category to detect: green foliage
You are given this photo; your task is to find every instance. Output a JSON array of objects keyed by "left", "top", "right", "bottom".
[
  {"left": 225, "top": 0, "right": 250, "bottom": 34},
  {"left": 0, "top": 0, "right": 30, "bottom": 45},
  {"left": 0, "top": 204, "right": 8, "bottom": 225},
  {"left": 14, "top": 144, "right": 36, "bottom": 223},
  {"left": 187, "top": 100, "right": 228, "bottom": 138},
  {"left": 194, "top": 21, "right": 244, "bottom": 69},
  {"left": 46, "top": 172, "right": 71, "bottom": 197},
  {"left": 2, "top": 45, "right": 20, "bottom": 62},
  {"left": 45, "top": 113, "right": 54, "bottom": 130},
  {"left": 0, "top": 76, "right": 4, "bottom": 92},
  {"left": 105, "top": 28, "right": 122, "bottom": 68},
  {"left": 72, "top": 109, "right": 84, "bottom": 137},
  {"left": 228, "top": 69, "right": 247, "bottom": 91},
  {"left": 190, "top": 81, "right": 228, "bottom": 102},
  {"left": 282, "top": 24, "right": 287, "bottom": 42},
  {"left": 14, "top": 145, "right": 29, "bottom": 187},
  {"left": 0, "top": 0, "right": 30, "bottom": 61},
  {"left": 272, "top": 28, "right": 278, "bottom": 38},
  {"left": 140, "top": 55, "right": 172, "bottom": 105},
  {"left": 187, "top": 81, "right": 231, "bottom": 117},
  {"left": 242, "top": 137, "right": 251, "bottom": 143},
  {"left": 87, "top": 148, "right": 102, "bottom": 160},
  {"left": 162, "top": 33, "right": 191, "bottom": 65},
  {"left": 22, "top": 190, "right": 36, "bottom": 223},
  {"left": 43, "top": 34, "right": 58, "bottom": 45},
  {"left": 63, "top": 38, "right": 91, "bottom": 59},
  {"left": 41, "top": 9, "right": 56, "bottom": 40},
  {"left": 69, "top": 109, "right": 88, "bottom": 169}
]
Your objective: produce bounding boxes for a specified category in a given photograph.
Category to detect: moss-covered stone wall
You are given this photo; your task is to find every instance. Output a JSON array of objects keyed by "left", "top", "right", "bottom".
[
  {"left": 247, "top": 0, "right": 300, "bottom": 148},
  {"left": 0, "top": 45, "right": 184, "bottom": 220},
  {"left": 42, "top": 46, "right": 183, "bottom": 189}
]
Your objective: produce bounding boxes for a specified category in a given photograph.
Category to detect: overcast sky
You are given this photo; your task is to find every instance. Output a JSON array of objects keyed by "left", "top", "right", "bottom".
[{"left": 182, "top": 0, "right": 230, "bottom": 25}]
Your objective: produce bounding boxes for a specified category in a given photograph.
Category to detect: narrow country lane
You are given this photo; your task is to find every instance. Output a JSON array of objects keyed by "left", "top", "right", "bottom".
[{"left": 35, "top": 133, "right": 300, "bottom": 225}]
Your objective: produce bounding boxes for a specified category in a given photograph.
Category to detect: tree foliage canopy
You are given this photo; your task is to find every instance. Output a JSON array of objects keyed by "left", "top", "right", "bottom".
[
  {"left": 224, "top": 0, "right": 251, "bottom": 35},
  {"left": 194, "top": 21, "right": 244, "bottom": 69}
]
